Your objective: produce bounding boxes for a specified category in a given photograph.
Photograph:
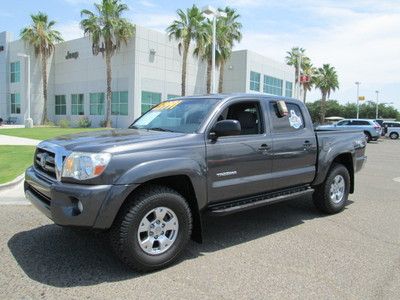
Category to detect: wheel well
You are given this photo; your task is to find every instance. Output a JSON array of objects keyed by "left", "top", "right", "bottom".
[
  {"left": 331, "top": 153, "right": 354, "bottom": 193},
  {"left": 121, "top": 175, "right": 203, "bottom": 243},
  {"left": 364, "top": 131, "right": 371, "bottom": 137}
]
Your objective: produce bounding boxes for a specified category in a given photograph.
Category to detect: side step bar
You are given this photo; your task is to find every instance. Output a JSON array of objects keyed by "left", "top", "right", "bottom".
[{"left": 208, "top": 186, "right": 314, "bottom": 216}]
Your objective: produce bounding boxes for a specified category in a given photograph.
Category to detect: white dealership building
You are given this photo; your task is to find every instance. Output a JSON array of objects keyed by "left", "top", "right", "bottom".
[{"left": 0, "top": 25, "right": 295, "bottom": 128}]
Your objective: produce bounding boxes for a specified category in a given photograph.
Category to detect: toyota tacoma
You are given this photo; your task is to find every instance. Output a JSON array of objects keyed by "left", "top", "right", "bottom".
[{"left": 24, "top": 94, "right": 367, "bottom": 271}]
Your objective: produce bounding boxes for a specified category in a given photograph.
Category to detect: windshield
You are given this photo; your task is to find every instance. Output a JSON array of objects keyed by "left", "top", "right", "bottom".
[{"left": 130, "top": 98, "right": 220, "bottom": 133}]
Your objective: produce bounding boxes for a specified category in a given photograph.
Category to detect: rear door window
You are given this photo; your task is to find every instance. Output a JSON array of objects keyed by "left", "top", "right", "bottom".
[
  {"left": 337, "top": 120, "right": 351, "bottom": 126},
  {"left": 269, "top": 102, "right": 304, "bottom": 132},
  {"left": 352, "top": 120, "right": 370, "bottom": 125}
]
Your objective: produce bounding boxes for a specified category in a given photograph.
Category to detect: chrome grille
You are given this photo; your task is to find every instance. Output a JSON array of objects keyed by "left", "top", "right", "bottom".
[{"left": 34, "top": 148, "right": 57, "bottom": 178}]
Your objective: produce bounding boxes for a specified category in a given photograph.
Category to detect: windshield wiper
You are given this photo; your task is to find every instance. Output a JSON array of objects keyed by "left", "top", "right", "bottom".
[{"left": 147, "top": 127, "right": 175, "bottom": 132}]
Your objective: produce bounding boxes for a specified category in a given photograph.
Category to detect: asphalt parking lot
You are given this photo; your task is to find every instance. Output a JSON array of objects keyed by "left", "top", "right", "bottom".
[{"left": 0, "top": 139, "right": 399, "bottom": 299}]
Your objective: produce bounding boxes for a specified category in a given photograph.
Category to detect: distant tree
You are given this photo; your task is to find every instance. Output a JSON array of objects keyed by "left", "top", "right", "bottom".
[
  {"left": 167, "top": 5, "right": 205, "bottom": 96},
  {"left": 314, "top": 64, "right": 339, "bottom": 123},
  {"left": 301, "top": 61, "right": 317, "bottom": 103},
  {"left": 21, "top": 12, "right": 63, "bottom": 124},
  {"left": 217, "top": 7, "right": 242, "bottom": 93},
  {"left": 285, "top": 47, "right": 311, "bottom": 99},
  {"left": 81, "top": 0, "right": 134, "bottom": 128}
]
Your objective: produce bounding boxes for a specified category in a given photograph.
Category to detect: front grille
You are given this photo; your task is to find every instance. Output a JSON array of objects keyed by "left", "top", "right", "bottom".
[{"left": 34, "top": 148, "right": 57, "bottom": 179}]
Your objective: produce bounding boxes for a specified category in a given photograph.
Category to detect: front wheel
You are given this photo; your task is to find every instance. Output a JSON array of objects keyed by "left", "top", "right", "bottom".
[
  {"left": 110, "top": 185, "right": 192, "bottom": 272},
  {"left": 313, "top": 163, "right": 350, "bottom": 214}
]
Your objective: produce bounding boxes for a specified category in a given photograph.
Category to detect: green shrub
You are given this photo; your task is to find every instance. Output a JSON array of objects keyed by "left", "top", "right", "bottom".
[
  {"left": 58, "top": 118, "right": 70, "bottom": 128},
  {"left": 99, "top": 120, "right": 112, "bottom": 128},
  {"left": 77, "top": 116, "right": 92, "bottom": 128},
  {"left": 44, "top": 120, "right": 55, "bottom": 127}
]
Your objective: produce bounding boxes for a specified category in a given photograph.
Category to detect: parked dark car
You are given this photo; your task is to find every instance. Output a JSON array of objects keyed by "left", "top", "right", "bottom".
[{"left": 24, "top": 94, "right": 367, "bottom": 271}]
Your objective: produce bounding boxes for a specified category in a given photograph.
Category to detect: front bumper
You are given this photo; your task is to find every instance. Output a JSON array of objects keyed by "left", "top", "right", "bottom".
[{"left": 24, "top": 166, "right": 138, "bottom": 229}]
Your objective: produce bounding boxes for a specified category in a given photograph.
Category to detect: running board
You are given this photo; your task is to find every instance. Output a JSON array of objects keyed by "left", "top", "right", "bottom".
[{"left": 208, "top": 186, "right": 314, "bottom": 216}]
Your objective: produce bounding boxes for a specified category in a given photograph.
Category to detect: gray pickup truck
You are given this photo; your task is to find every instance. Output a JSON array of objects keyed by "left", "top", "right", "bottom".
[{"left": 24, "top": 94, "right": 367, "bottom": 271}]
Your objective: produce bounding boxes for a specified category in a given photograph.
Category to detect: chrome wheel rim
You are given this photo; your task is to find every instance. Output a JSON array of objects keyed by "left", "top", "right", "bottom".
[
  {"left": 137, "top": 207, "right": 179, "bottom": 255},
  {"left": 330, "top": 175, "right": 345, "bottom": 204}
]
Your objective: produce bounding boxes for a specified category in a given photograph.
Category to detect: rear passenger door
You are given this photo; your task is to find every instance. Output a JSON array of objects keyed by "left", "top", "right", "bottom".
[{"left": 268, "top": 101, "right": 317, "bottom": 190}]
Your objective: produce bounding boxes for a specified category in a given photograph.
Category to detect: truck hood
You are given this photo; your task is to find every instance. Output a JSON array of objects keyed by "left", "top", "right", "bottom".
[{"left": 41, "top": 129, "right": 187, "bottom": 152}]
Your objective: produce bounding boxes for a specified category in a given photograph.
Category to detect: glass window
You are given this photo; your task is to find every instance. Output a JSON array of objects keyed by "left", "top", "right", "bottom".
[
  {"left": 351, "top": 120, "right": 369, "bottom": 125},
  {"left": 55, "top": 95, "right": 66, "bottom": 115},
  {"left": 249, "top": 71, "right": 261, "bottom": 92},
  {"left": 269, "top": 102, "right": 305, "bottom": 132},
  {"left": 167, "top": 94, "right": 180, "bottom": 99},
  {"left": 90, "top": 93, "right": 105, "bottom": 115},
  {"left": 10, "top": 61, "right": 20, "bottom": 83},
  {"left": 263, "top": 75, "right": 283, "bottom": 96},
  {"left": 220, "top": 101, "right": 264, "bottom": 135},
  {"left": 141, "top": 91, "right": 161, "bottom": 114},
  {"left": 10, "top": 93, "right": 21, "bottom": 114},
  {"left": 112, "top": 91, "right": 128, "bottom": 115},
  {"left": 285, "top": 81, "right": 293, "bottom": 97},
  {"left": 337, "top": 120, "right": 350, "bottom": 126},
  {"left": 132, "top": 98, "right": 220, "bottom": 133},
  {"left": 71, "top": 94, "right": 84, "bottom": 115}
]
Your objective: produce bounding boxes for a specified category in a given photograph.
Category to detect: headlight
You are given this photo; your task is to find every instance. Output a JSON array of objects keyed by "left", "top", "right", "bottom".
[{"left": 62, "top": 152, "right": 111, "bottom": 180}]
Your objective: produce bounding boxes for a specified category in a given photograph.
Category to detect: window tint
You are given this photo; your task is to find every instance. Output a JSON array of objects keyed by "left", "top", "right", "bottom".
[
  {"left": 55, "top": 95, "right": 66, "bottom": 115},
  {"left": 351, "top": 120, "right": 369, "bottom": 125},
  {"left": 269, "top": 102, "right": 304, "bottom": 132},
  {"left": 90, "top": 93, "right": 105, "bottom": 115},
  {"left": 141, "top": 91, "right": 161, "bottom": 114},
  {"left": 219, "top": 101, "right": 263, "bottom": 135},
  {"left": 111, "top": 91, "right": 128, "bottom": 115},
  {"left": 10, "top": 93, "right": 21, "bottom": 114},
  {"left": 337, "top": 120, "right": 350, "bottom": 126},
  {"left": 263, "top": 75, "right": 283, "bottom": 96},
  {"left": 249, "top": 71, "right": 261, "bottom": 92},
  {"left": 71, "top": 94, "right": 84, "bottom": 115}
]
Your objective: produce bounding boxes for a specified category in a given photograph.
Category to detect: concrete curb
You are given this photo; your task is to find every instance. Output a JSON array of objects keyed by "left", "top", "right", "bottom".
[{"left": 0, "top": 173, "right": 25, "bottom": 191}]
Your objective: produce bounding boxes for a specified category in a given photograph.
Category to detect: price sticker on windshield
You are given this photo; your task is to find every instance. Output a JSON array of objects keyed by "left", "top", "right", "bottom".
[{"left": 154, "top": 100, "right": 182, "bottom": 111}]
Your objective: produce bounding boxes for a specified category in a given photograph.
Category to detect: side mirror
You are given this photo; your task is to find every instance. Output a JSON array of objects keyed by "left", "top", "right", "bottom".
[
  {"left": 210, "top": 120, "right": 241, "bottom": 140},
  {"left": 276, "top": 100, "right": 288, "bottom": 117}
]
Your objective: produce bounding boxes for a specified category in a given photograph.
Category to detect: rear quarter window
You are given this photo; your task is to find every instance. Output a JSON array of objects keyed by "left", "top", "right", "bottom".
[{"left": 269, "top": 102, "right": 305, "bottom": 132}]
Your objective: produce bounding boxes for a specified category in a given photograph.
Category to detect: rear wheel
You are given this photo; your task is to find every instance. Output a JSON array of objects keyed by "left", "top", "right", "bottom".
[
  {"left": 313, "top": 163, "right": 350, "bottom": 214},
  {"left": 110, "top": 185, "right": 192, "bottom": 272},
  {"left": 364, "top": 131, "right": 371, "bottom": 143},
  {"left": 389, "top": 132, "right": 399, "bottom": 140}
]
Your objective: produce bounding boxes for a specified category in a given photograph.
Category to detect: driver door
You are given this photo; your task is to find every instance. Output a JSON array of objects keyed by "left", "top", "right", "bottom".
[{"left": 206, "top": 99, "right": 274, "bottom": 204}]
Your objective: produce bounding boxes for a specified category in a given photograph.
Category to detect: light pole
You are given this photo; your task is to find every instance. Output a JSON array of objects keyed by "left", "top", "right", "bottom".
[
  {"left": 17, "top": 53, "right": 33, "bottom": 128},
  {"left": 375, "top": 90, "right": 379, "bottom": 119},
  {"left": 202, "top": 5, "right": 226, "bottom": 94},
  {"left": 355, "top": 81, "right": 361, "bottom": 119}
]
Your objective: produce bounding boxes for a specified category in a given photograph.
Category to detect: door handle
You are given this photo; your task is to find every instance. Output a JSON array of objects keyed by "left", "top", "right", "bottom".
[
  {"left": 303, "top": 140, "right": 312, "bottom": 150},
  {"left": 258, "top": 144, "right": 270, "bottom": 151}
]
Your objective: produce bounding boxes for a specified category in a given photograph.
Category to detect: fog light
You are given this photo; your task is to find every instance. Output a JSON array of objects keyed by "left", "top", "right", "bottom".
[{"left": 70, "top": 197, "right": 83, "bottom": 216}]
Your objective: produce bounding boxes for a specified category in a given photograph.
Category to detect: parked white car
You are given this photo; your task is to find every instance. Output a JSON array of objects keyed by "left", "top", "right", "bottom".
[{"left": 386, "top": 125, "right": 400, "bottom": 139}]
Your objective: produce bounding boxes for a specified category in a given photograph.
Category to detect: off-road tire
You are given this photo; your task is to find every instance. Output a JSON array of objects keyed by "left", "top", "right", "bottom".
[
  {"left": 313, "top": 163, "right": 350, "bottom": 214},
  {"left": 110, "top": 185, "right": 192, "bottom": 272}
]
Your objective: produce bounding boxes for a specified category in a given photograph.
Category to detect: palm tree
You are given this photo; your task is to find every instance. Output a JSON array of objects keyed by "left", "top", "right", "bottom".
[
  {"left": 21, "top": 12, "right": 63, "bottom": 124},
  {"left": 81, "top": 0, "right": 134, "bottom": 128},
  {"left": 217, "top": 7, "right": 242, "bottom": 93},
  {"left": 285, "top": 47, "right": 310, "bottom": 98},
  {"left": 301, "top": 61, "right": 317, "bottom": 103},
  {"left": 314, "top": 64, "right": 339, "bottom": 123},
  {"left": 193, "top": 20, "right": 215, "bottom": 94},
  {"left": 167, "top": 5, "right": 205, "bottom": 96}
]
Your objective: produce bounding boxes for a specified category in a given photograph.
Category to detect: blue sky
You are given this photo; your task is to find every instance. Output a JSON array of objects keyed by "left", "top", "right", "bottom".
[{"left": 1, "top": 0, "right": 399, "bottom": 108}]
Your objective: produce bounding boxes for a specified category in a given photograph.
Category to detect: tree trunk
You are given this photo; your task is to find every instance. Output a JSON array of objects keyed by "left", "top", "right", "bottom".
[
  {"left": 105, "top": 49, "right": 112, "bottom": 128},
  {"left": 181, "top": 40, "right": 190, "bottom": 96},
  {"left": 303, "top": 88, "right": 307, "bottom": 103},
  {"left": 40, "top": 51, "right": 48, "bottom": 125},
  {"left": 206, "top": 57, "right": 212, "bottom": 94},
  {"left": 218, "top": 60, "right": 225, "bottom": 93},
  {"left": 319, "top": 92, "right": 327, "bottom": 124}
]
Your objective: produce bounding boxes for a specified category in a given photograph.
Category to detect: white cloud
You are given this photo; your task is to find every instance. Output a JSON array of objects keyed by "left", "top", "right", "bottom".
[
  {"left": 131, "top": 13, "right": 175, "bottom": 32},
  {"left": 63, "top": 0, "right": 94, "bottom": 5},
  {"left": 137, "top": 0, "right": 157, "bottom": 8},
  {"left": 55, "top": 21, "right": 83, "bottom": 41},
  {"left": 234, "top": 1, "right": 400, "bottom": 107}
]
